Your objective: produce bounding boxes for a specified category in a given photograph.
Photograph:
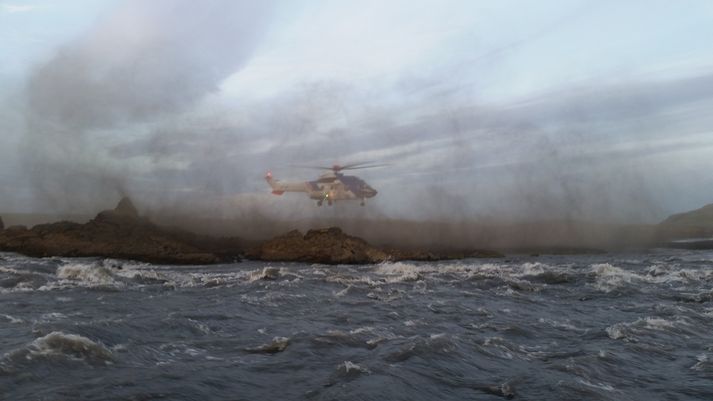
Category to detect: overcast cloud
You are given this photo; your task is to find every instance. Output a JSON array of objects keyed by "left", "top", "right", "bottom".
[{"left": 1, "top": 0, "right": 712, "bottom": 222}]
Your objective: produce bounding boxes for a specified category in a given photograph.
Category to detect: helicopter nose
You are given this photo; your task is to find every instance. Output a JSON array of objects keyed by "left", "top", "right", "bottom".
[{"left": 364, "top": 186, "right": 378, "bottom": 198}]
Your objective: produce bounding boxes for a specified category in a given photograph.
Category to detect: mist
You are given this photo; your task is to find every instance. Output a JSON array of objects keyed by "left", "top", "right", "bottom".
[
  {"left": 2, "top": 0, "right": 713, "bottom": 246},
  {"left": 20, "top": 0, "right": 274, "bottom": 212}
]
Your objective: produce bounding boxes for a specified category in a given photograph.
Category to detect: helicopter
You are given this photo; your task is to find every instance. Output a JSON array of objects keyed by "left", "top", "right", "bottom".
[{"left": 265, "top": 162, "right": 383, "bottom": 206}]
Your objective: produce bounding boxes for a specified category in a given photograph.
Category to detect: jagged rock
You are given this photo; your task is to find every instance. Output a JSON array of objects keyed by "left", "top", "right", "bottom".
[
  {"left": 94, "top": 196, "right": 143, "bottom": 224},
  {"left": 0, "top": 216, "right": 3, "bottom": 231},
  {"left": 0, "top": 199, "right": 244, "bottom": 265},
  {"left": 114, "top": 197, "right": 139, "bottom": 217}
]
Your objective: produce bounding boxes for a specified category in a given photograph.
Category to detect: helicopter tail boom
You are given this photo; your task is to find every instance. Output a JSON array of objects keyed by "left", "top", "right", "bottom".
[{"left": 265, "top": 171, "right": 308, "bottom": 195}]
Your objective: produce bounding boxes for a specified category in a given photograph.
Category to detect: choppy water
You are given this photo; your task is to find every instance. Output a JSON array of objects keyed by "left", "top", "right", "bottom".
[{"left": 2, "top": 250, "right": 713, "bottom": 400}]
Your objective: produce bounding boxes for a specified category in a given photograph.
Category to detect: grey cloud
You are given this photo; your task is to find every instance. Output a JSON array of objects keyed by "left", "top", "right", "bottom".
[
  {"left": 13, "top": 0, "right": 713, "bottom": 223},
  {"left": 109, "top": 68, "right": 713, "bottom": 221},
  {"left": 21, "top": 0, "right": 275, "bottom": 212},
  {"left": 27, "top": 0, "right": 273, "bottom": 130}
]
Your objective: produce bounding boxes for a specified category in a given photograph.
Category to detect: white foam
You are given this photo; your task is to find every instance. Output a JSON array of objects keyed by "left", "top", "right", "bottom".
[
  {"left": 590, "top": 263, "right": 639, "bottom": 292},
  {"left": 0, "top": 314, "right": 23, "bottom": 324},
  {"left": 519, "top": 262, "right": 547, "bottom": 276},
  {"left": 340, "top": 361, "right": 371, "bottom": 374},
  {"left": 591, "top": 262, "right": 713, "bottom": 293},
  {"left": 56, "top": 263, "right": 120, "bottom": 287},
  {"left": 577, "top": 379, "right": 616, "bottom": 392},
  {"left": 691, "top": 354, "right": 711, "bottom": 371},
  {"left": 334, "top": 285, "right": 351, "bottom": 297},
  {"left": 374, "top": 262, "right": 423, "bottom": 282},
  {"left": 0, "top": 266, "right": 23, "bottom": 275}
]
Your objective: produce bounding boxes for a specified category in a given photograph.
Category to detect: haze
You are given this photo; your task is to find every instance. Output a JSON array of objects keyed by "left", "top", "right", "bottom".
[{"left": 1, "top": 0, "right": 713, "bottom": 225}]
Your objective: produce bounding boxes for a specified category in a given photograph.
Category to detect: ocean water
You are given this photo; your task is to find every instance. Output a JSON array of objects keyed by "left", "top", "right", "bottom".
[{"left": 1, "top": 250, "right": 713, "bottom": 400}]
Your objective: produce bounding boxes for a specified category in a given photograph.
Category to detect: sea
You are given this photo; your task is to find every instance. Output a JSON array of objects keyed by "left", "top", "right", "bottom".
[{"left": 1, "top": 249, "right": 712, "bottom": 400}]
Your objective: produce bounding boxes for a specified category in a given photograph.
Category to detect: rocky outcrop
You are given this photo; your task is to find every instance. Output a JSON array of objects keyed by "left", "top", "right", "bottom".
[
  {"left": 657, "top": 203, "right": 713, "bottom": 242},
  {"left": 247, "top": 227, "right": 503, "bottom": 264},
  {"left": 0, "top": 216, "right": 4, "bottom": 231},
  {"left": 0, "top": 201, "right": 502, "bottom": 265},
  {"left": 247, "top": 227, "right": 390, "bottom": 264},
  {"left": 660, "top": 203, "right": 713, "bottom": 227},
  {"left": 0, "top": 199, "right": 243, "bottom": 265},
  {"left": 114, "top": 197, "right": 139, "bottom": 216}
]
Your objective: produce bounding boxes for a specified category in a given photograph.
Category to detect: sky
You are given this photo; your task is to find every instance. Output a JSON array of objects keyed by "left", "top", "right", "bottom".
[{"left": 1, "top": 0, "right": 713, "bottom": 222}]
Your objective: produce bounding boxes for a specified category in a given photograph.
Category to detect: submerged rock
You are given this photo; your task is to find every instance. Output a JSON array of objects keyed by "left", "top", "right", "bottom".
[
  {"left": 0, "top": 198, "right": 244, "bottom": 265},
  {"left": 481, "top": 383, "right": 515, "bottom": 399},
  {"left": 245, "top": 337, "right": 289, "bottom": 354},
  {"left": 251, "top": 267, "right": 280, "bottom": 281}
]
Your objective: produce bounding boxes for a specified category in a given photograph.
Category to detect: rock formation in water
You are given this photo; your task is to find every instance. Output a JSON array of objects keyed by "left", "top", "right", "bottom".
[
  {"left": 0, "top": 198, "right": 243, "bottom": 264},
  {"left": 247, "top": 227, "right": 503, "bottom": 264},
  {"left": 0, "top": 199, "right": 502, "bottom": 265},
  {"left": 247, "top": 227, "right": 390, "bottom": 264}
]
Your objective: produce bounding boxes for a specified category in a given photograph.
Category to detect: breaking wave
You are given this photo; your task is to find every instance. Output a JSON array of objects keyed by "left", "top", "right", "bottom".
[{"left": 2, "top": 331, "right": 113, "bottom": 371}]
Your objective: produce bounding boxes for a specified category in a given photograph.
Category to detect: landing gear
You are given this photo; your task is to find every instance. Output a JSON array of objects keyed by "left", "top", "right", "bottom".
[
  {"left": 328, "top": 200, "right": 333, "bottom": 206},
  {"left": 317, "top": 200, "right": 323, "bottom": 206},
  {"left": 360, "top": 199, "right": 365, "bottom": 206}
]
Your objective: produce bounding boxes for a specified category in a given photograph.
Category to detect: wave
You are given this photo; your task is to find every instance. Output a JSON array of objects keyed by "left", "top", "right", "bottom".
[
  {"left": 56, "top": 263, "right": 120, "bottom": 287},
  {"left": 384, "top": 333, "right": 457, "bottom": 363},
  {"left": 606, "top": 317, "right": 689, "bottom": 341},
  {"left": 337, "top": 360, "right": 371, "bottom": 376},
  {"left": 590, "top": 262, "right": 713, "bottom": 293},
  {"left": 691, "top": 354, "right": 713, "bottom": 372},
  {"left": 0, "top": 314, "right": 23, "bottom": 324},
  {"left": 2, "top": 331, "right": 113, "bottom": 371}
]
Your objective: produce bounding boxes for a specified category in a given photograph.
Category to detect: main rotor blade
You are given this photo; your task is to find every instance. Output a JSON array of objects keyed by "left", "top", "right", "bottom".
[
  {"left": 290, "top": 162, "right": 390, "bottom": 171},
  {"left": 338, "top": 161, "right": 385, "bottom": 169},
  {"left": 289, "top": 164, "right": 334, "bottom": 170},
  {"left": 341, "top": 163, "right": 390, "bottom": 170}
]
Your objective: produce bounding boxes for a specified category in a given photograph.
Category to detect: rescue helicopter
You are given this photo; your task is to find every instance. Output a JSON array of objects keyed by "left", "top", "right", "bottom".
[{"left": 265, "top": 162, "right": 383, "bottom": 206}]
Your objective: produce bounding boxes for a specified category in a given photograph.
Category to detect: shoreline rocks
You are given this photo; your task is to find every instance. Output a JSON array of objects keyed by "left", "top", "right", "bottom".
[
  {"left": 0, "top": 200, "right": 503, "bottom": 265},
  {"left": 0, "top": 198, "right": 242, "bottom": 265}
]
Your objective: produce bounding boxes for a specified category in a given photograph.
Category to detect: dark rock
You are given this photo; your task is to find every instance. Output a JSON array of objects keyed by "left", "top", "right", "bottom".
[
  {"left": 658, "top": 203, "right": 713, "bottom": 241},
  {"left": 247, "top": 226, "right": 502, "bottom": 264},
  {"left": 0, "top": 216, "right": 3, "bottom": 231},
  {"left": 247, "top": 227, "right": 389, "bottom": 264},
  {"left": 114, "top": 197, "right": 139, "bottom": 217},
  {"left": 0, "top": 199, "right": 244, "bottom": 265},
  {"left": 244, "top": 337, "right": 289, "bottom": 354}
]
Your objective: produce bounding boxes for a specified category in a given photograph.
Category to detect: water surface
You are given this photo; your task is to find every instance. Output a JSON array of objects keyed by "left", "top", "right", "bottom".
[{"left": 2, "top": 250, "right": 712, "bottom": 400}]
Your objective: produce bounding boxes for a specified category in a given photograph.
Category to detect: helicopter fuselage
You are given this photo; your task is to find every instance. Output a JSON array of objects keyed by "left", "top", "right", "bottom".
[{"left": 266, "top": 171, "right": 377, "bottom": 206}]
